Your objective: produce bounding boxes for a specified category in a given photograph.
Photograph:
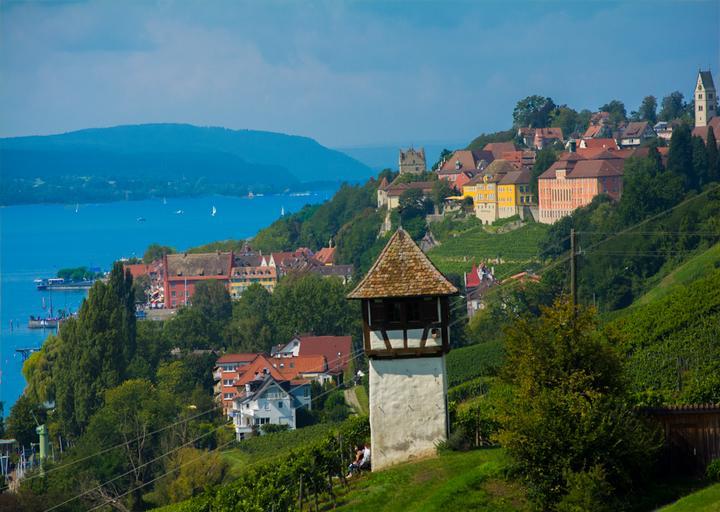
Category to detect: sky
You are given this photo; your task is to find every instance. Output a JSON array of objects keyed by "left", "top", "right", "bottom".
[{"left": 1, "top": 0, "right": 718, "bottom": 148}]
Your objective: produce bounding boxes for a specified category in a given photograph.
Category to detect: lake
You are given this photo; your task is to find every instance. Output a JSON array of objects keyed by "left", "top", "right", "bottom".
[{"left": 0, "top": 192, "right": 335, "bottom": 415}]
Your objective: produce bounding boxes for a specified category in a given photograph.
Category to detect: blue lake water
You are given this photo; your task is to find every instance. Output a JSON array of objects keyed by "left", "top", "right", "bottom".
[{"left": 0, "top": 192, "right": 334, "bottom": 415}]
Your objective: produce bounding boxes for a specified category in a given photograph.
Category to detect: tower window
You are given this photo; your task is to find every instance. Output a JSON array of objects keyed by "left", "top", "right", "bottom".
[
  {"left": 699, "top": 106, "right": 704, "bottom": 111},
  {"left": 699, "top": 94, "right": 703, "bottom": 99}
]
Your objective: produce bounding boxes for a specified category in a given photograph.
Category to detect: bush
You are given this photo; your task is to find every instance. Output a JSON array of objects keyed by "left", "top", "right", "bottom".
[
  {"left": 707, "top": 458, "right": 720, "bottom": 482},
  {"left": 261, "top": 424, "right": 290, "bottom": 435},
  {"left": 555, "top": 465, "right": 614, "bottom": 512}
]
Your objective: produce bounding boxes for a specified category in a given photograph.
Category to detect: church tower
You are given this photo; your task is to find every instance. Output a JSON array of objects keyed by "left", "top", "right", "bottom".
[
  {"left": 695, "top": 70, "right": 717, "bottom": 128},
  {"left": 347, "top": 228, "right": 457, "bottom": 471}
]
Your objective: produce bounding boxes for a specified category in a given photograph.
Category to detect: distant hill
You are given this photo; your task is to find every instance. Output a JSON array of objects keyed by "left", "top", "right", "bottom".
[{"left": 0, "top": 124, "right": 372, "bottom": 204}]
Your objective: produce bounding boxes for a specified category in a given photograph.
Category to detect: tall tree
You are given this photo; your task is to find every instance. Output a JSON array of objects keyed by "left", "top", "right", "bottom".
[
  {"left": 513, "top": 95, "right": 557, "bottom": 128},
  {"left": 550, "top": 106, "right": 581, "bottom": 137},
  {"left": 143, "top": 243, "right": 175, "bottom": 263},
  {"left": 53, "top": 262, "right": 137, "bottom": 435},
  {"left": 499, "top": 297, "right": 661, "bottom": 509},
  {"left": 692, "top": 135, "right": 709, "bottom": 187},
  {"left": 659, "top": 91, "right": 686, "bottom": 121},
  {"left": 599, "top": 100, "right": 627, "bottom": 128},
  {"left": 707, "top": 127, "right": 719, "bottom": 183},
  {"left": 666, "top": 124, "right": 694, "bottom": 190},
  {"left": 637, "top": 95, "right": 657, "bottom": 124}
]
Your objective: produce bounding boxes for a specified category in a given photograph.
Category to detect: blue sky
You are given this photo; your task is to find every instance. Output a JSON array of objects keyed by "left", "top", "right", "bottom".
[{"left": 1, "top": 0, "right": 718, "bottom": 147}]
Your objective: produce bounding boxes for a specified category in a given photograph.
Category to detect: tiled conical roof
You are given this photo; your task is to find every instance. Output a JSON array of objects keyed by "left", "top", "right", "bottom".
[{"left": 347, "top": 228, "right": 458, "bottom": 299}]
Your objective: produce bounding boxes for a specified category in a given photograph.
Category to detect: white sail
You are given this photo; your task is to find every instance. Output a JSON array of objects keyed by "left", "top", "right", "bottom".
[
  {"left": 281, "top": 206, "right": 285, "bottom": 216},
  {"left": 211, "top": 206, "right": 217, "bottom": 217}
]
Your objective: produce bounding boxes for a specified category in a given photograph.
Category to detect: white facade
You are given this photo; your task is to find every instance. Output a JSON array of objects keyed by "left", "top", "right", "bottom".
[
  {"left": 232, "top": 378, "right": 311, "bottom": 440},
  {"left": 368, "top": 356, "right": 448, "bottom": 471}
]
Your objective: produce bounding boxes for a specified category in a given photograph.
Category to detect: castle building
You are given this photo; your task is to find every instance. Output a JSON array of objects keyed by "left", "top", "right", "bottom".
[
  {"left": 695, "top": 70, "right": 717, "bottom": 128},
  {"left": 347, "top": 228, "right": 457, "bottom": 471},
  {"left": 398, "top": 147, "right": 427, "bottom": 175}
]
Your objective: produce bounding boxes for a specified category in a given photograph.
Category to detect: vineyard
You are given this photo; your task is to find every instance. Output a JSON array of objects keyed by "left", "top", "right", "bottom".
[
  {"left": 221, "top": 422, "right": 338, "bottom": 475},
  {"left": 154, "top": 416, "right": 370, "bottom": 512},
  {"left": 446, "top": 340, "right": 504, "bottom": 387},
  {"left": 426, "top": 222, "right": 549, "bottom": 278}
]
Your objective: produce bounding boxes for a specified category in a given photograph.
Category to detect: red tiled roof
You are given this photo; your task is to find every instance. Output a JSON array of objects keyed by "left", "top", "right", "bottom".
[
  {"left": 483, "top": 142, "right": 517, "bottom": 159},
  {"left": 166, "top": 252, "right": 232, "bottom": 279},
  {"left": 314, "top": 247, "right": 336, "bottom": 265},
  {"left": 297, "top": 335, "right": 352, "bottom": 375},
  {"left": 384, "top": 181, "right": 435, "bottom": 196},
  {"left": 580, "top": 138, "right": 618, "bottom": 150},
  {"left": 271, "top": 355, "right": 328, "bottom": 379},
  {"left": 124, "top": 263, "right": 150, "bottom": 279},
  {"left": 439, "top": 150, "right": 494, "bottom": 173},
  {"left": 569, "top": 159, "right": 624, "bottom": 178},
  {"left": 234, "top": 355, "right": 286, "bottom": 385},
  {"left": 692, "top": 117, "right": 720, "bottom": 144},
  {"left": 499, "top": 169, "right": 531, "bottom": 185},
  {"left": 535, "top": 127, "right": 563, "bottom": 139},
  {"left": 621, "top": 121, "right": 650, "bottom": 138},
  {"left": 216, "top": 353, "right": 260, "bottom": 365}
]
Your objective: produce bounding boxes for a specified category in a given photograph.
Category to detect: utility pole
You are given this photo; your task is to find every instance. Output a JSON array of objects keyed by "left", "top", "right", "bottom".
[{"left": 570, "top": 228, "right": 577, "bottom": 310}]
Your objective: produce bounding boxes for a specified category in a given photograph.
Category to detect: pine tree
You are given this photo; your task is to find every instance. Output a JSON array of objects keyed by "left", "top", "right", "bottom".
[
  {"left": 692, "top": 135, "right": 709, "bottom": 188},
  {"left": 666, "top": 124, "right": 694, "bottom": 190},
  {"left": 707, "top": 127, "right": 719, "bottom": 183}
]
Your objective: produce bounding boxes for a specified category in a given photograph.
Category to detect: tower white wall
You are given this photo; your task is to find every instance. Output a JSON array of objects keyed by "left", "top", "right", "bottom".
[{"left": 368, "top": 355, "right": 448, "bottom": 471}]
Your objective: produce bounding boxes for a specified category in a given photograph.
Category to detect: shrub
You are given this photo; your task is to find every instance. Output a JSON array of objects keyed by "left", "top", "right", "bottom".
[
  {"left": 707, "top": 458, "right": 720, "bottom": 482},
  {"left": 261, "top": 424, "right": 290, "bottom": 435},
  {"left": 555, "top": 465, "right": 614, "bottom": 512}
]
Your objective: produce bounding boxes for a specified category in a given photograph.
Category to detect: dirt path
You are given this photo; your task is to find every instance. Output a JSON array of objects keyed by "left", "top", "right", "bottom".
[{"left": 344, "top": 387, "right": 363, "bottom": 414}]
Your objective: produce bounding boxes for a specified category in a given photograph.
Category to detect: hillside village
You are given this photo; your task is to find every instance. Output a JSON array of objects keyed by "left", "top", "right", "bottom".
[{"left": 3, "top": 69, "right": 720, "bottom": 511}]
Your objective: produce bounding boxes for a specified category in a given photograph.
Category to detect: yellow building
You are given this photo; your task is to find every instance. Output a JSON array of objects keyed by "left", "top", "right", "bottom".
[
  {"left": 229, "top": 265, "right": 277, "bottom": 298},
  {"left": 461, "top": 160, "right": 534, "bottom": 224}
]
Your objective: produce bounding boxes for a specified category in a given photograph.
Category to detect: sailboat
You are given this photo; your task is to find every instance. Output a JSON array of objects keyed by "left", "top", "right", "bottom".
[
  {"left": 75, "top": 203, "right": 79, "bottom": 213},
  {"left": 281, "top": 206, "right": 285, "bottom": 216},
  {"left": 175, "top": 209, "right": 184, "bottom": 215},
  {"left": 163, "top": 197, "right": 167, "bottom": 205},
  {"left": 211, "top": 206, "right": 217, "bottom": 217}
]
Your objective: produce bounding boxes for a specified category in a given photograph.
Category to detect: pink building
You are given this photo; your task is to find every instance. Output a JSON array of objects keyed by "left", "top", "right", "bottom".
[{"left": 537, "top": 151, "right": 624, "bottom": 224}]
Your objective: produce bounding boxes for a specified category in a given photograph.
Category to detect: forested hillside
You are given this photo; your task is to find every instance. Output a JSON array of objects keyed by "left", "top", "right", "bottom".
[{"left": 0, "top": 124, "right": 372, "bottom": 205}]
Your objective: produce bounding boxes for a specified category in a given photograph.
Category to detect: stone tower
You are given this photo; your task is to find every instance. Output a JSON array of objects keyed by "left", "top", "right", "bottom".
[
  {"left": 347, "top": 228, "right": 457, "bottom": 471},
  {"left": 695, "top": 70, "right": 717, "bottom": 128},
  {"left": 398, "top": 147, "right": 427, "bottom": 175}
]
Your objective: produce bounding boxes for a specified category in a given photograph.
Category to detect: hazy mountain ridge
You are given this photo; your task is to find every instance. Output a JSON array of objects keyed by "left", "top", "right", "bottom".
[{"left": 0, "top": 124, "right": 372, "bottom": 204}]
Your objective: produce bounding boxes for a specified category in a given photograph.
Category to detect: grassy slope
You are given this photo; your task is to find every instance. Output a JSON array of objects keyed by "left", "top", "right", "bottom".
[
  {"left": 427, "top": 223, "right": 549, "bottom": 278},
  {"left": 636, "top": 242, "right": 720, "bottom": 306},
  {"left": 331, "top": 448, "right": 528, "bottom": 511},
  {"left": 658, "top": 483, "right": 720, "bottom": 511}
]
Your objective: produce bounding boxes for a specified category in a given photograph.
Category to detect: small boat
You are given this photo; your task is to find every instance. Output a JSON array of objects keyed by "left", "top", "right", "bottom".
[
  {"left": 35, "top": 278, "right": 95, "bottom": 291},
  {"left": 28, "top": 316, "right": 59, "bottom": 329},
  {"left": 211, "top": 206, "right": 217, "bottom": 217},
  {"left": 248, "top": 192, "right": 255, "bottom": 199},
  {"left": 75, "top": 203, "right": 79, "bottom": 213},
  {"left": 175, "top": 209, "right": 184, "bottom": 215},
  {"left": 255, "top": 193, "right": 264, "bottom": 197},
  {"left": 137, "top": 217, "right": 146, "bottom": 222},
  {"left": 281, "top": 206, "right": 285, "bottom": 216}
]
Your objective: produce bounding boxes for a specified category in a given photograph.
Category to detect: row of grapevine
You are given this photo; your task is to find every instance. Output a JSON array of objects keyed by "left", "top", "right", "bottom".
[{"left": 159, "top": 416, "right": 370, "bottom": 512}]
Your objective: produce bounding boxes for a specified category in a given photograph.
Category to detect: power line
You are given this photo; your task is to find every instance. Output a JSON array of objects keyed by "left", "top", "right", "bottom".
[
  {"left": 86, "top": 436, "right": 238, "bottom": 512},
  {"left": 44, "top": 421, "right": 233, "bottom": 512}
]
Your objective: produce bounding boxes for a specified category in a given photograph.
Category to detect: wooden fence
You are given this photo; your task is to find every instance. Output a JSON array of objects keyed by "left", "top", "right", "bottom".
[{"left": 643, "top": 404, "right": 720, "bottom": 475}]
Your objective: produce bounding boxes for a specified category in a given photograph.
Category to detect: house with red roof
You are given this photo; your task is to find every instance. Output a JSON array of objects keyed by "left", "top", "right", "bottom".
[
  {"left": 163, "top": 252, "right": 233, "bottom": 309},
  {"left": 271, "top": 334, "right": 353, "bottom": 383},
  {"left": 537, "top": 151, "right": 624, "bottom": 224},
  {"left": 437, "top": 150, "right": 494, "bottom": 191},
  {"left": 463, "top": 263, "right": 497, "bottom": 319},
  {"left": 213, "top": 353, "right": 262, "bottom": 414}
]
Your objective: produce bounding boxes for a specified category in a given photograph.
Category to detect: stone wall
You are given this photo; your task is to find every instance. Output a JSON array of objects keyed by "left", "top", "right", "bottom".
[{"left": 368, "top": 355, "right": 448, "bottom": 471}]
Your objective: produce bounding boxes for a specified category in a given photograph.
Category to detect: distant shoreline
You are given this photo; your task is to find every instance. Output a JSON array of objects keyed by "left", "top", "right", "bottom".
[{"left": 0, "top": 179, "right": 361, "bottom": 207}]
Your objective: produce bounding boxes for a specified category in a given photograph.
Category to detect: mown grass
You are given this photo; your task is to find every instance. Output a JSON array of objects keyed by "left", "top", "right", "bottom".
[
  {"left": 354, "top": 386, "right": 369, "bottom": 415},
  {"left": 328, "top": 448, "right": 528, "bottom": 511},
  {"left": 427, "top": 223, "right": 549, "bottom": 278},
  {"left": 657, "top": 483, "right": 720, "bottom": 511}
]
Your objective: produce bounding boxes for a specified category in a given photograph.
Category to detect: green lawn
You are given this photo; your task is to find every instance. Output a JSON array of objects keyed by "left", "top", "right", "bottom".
[
  {"left": 354, "top": 386, "right": 369, "bottom": 415},
  {"left": 658, "top": 483, "right": 720, "bottom": 511},
  {"left": 329, "top": 448, "right": 528, "bottom": 511},
  {"left": 427, "top": 223, "right": 549, "bottom": 278}
]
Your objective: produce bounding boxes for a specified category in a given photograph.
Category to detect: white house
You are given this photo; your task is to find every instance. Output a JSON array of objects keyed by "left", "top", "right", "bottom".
[
  {"left": 231, "top": 374, "right": 311, "bottom": 440},
  {"left": 619, "top": 121, "right": 656, "bottom": 147}
]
